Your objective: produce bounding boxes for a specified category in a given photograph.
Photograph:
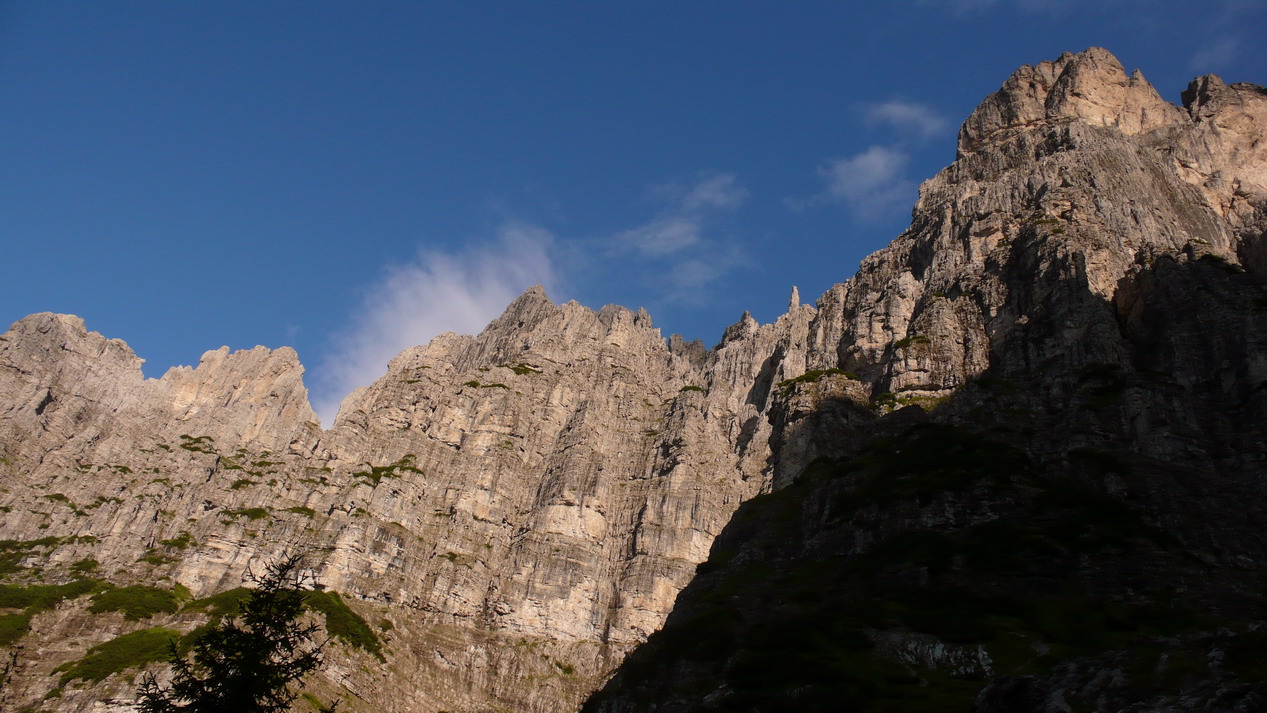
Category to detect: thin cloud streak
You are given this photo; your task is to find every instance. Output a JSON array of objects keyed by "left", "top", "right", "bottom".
[
  {"left": 679, "top": 173, "right": 749, "bottom": 211},
  {"left": 818, "top": 146, "right": 914, "bottom": 220},
  {"left": 617, "top": 173, "right": 748, "bottom": 256},
  {"left": 789, "top": 145, "right": 916, "bottom": 221},
  {"left": 1187, "top": 2, "right": 1265, "bottom": 76},
  {"left": 312, "top": 223, "right": 557, "bottom": 425},
  {"left": 612, "top": 172, "right": 751, "bottom": 298},
  {"left": 1190, "top": 35, "right": 1240, "bottom": 71},
  {"left": 662, "top": 245, "right": 750, "bottom": 305},
  {"left": 865, "top": 100, "right": 950, "bottom": 139},
  {"left": 616, "top": 216, "right": 702, "bottom": 257}
]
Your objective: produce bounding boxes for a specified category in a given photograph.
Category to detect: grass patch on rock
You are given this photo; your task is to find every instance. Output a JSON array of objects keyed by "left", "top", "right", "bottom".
[
  {"left": 55, "top": 627, "right": 180, "bottom": 685},
  {"left": 0, "top": 536, "right": 63, "bottom": 575},
  {"left": 89, "top": 585, "right": 180, "bottom": 620},
  {"left": 222, "top": 507, "right": 270, "bottom": 522},
  {"left": 776, "top": 368, "right": 857, "bottom": 394},
  {"left": 158, "top": 532, "right": 196, "bottom": 550},
  {"left": 0, "top": 612, "right": 32, "bottom": 646},
  {"left": 352, "top": 454, "right": 423, "bottom": 487},
  {"left": 302, "top": 590, "right": 384, "bottom": 660},
  {"left": 177, "top": 434, "right": 216, "bottom": 454},
  {"left": 0, "top": 578, "right": 106, "bottom": 645}
]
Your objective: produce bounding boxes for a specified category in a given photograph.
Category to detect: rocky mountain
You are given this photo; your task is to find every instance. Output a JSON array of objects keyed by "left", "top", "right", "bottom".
[
  {"left": 2, "top": 47, "right": 1265, "bottom": 712},
  {"left": 585, "top": 48, "right": 1267, "bottom": 712}
]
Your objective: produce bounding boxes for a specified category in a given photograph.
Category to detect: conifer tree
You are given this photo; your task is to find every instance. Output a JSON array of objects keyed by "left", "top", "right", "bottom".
[{"left": 137, "top": 553, "right": 334, "bottom": 713}]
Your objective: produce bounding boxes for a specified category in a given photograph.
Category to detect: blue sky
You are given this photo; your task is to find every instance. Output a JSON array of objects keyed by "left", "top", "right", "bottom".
[{"left": 3, "top": 1, "right": 1265, "bottom": 422}]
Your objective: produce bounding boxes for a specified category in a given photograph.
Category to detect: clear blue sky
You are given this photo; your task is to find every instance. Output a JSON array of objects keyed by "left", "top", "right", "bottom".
[{"left": 3, "top": 1, "right": 1264, "bottom": 421}]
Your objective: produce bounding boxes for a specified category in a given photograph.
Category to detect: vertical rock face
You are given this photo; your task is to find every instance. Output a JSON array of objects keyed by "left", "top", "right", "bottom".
[
  {"left": 0, "top": 291, "right": 817, "bottom": 712},
  {"left": 585, "top": 49, "right": 1267, "bottom": 713},
  {"left": 2, "top": 48, "right": 1266, "bottom": 713},
  {"left": 160, "top": 345, "right": 318, "bottom": 447},
  {"left": 802, "top": 45, "right": 1262, "bottom": 409}
]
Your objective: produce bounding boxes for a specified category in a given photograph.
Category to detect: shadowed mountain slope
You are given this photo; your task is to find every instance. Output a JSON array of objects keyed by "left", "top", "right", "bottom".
[{"left": 583, "top": 48, "right": 1267, "bottom": 713}]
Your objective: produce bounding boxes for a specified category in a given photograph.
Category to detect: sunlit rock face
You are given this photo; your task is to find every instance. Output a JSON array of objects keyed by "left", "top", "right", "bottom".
[
  {"left": 0, "top": 289, "right": 817, "bottom": 712},
  {"left": 2, "top": 47, "right": 1266, "bottom": 713}
]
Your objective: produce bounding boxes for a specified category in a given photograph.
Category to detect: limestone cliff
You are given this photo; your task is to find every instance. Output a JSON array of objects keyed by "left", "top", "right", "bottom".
[
  {"left": 585, "top": 49, "right": 1267, "bottom": 712},
  {"left": 0, "top": 290, "right": 814, "bottom": 712},
  {"left": 2, "top": 48, "right": 1265, "bottom": 713}
]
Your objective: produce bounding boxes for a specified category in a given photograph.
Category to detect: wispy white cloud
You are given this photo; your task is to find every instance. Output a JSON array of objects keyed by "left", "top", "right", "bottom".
[
  {"left": 1185, "top": 0, "right": 1267, "bottom": 75},
  {"left": 791, "top": 97, "right": 939, "bottom": 220},
  {"left": 865, "top": 100, "right": 950, "bottom": 140},
  {"left": 610, "top": 172, "right": 751, "bottom": 300},
  {"left": 662, "top": 246, "right": 750, "bottom": 304},
  {"left": 789, "top": 145, "right": 916, "bottom": 221},
  {"left": 678, "top": 173, "right": 749, "bottom": 211},
  {"left": 616, "top": 216, "right": 702, "bottom": 257},
  {"left": 818, "top": 146, "right": 913, "bottom": 218},
  {"left": 1190, "top": 34, "right": 1240, "bottom": 71},
  {"left": 617, "top": 173, "right": 748, "bottom": 256},
  {"left": 312, "top": 223, "right": 557, "bottom": 424},
  {"left": 310, "top": 173, "right": 748, "bottom": 419}
]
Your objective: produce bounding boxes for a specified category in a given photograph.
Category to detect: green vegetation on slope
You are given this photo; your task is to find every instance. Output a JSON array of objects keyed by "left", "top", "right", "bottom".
[
  {"left": 184, "top": 586, "right": 383, "bottom": 658},
  {"left": 0, "top": 536, "right": 63, "bottom": 576},
  {"left": 46, "top": 581, "right": 385, "bottom": 691},
  {"left": 302, "top": 590, "right": 384, "bottom": 660},
  {"left": 0, "top": 578, "right": 106, "bottom": 646},
  {"left": 89, "top": 586, "right": 180, "bottom": 620},
  {"left": 56, "top": 627, "right": 181, "bottom": 685},
  {"left": 351, "top": 453, "right": 423, "bottom": 486}
]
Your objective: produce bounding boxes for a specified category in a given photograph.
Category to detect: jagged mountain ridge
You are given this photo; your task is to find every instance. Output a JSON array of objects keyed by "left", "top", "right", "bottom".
[
  {"left": 1, "top": 47, "right": 1265, "bottom": 712},
  {"left": 0, "top": 281, "right": 832, "bottom": 710}
]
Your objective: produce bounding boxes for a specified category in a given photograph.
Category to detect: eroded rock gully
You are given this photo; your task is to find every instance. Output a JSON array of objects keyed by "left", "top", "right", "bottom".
[{"left": 2, "top": 48, "right": 1266, "bottom": 712}]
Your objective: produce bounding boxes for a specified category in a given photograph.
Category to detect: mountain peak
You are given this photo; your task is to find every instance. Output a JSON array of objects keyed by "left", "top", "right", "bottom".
[{"left": 958, "top": 47, "right": 1182, "bottom": 156}]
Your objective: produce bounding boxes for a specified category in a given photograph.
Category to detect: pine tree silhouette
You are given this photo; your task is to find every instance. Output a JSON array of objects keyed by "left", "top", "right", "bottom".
[{"left": 137, "top": 553, "right": 336, "bottom": 713}]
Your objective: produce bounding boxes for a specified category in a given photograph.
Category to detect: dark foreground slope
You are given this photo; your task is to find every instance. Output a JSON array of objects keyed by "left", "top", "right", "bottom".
[{"left": 584, "top": 51, "right": 1267, "bottom": 713}]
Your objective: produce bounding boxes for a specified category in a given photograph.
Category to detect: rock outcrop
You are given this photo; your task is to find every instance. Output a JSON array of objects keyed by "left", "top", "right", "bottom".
[{"left": 2, "top": 48, "right": 1265, "bottom": 713}]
